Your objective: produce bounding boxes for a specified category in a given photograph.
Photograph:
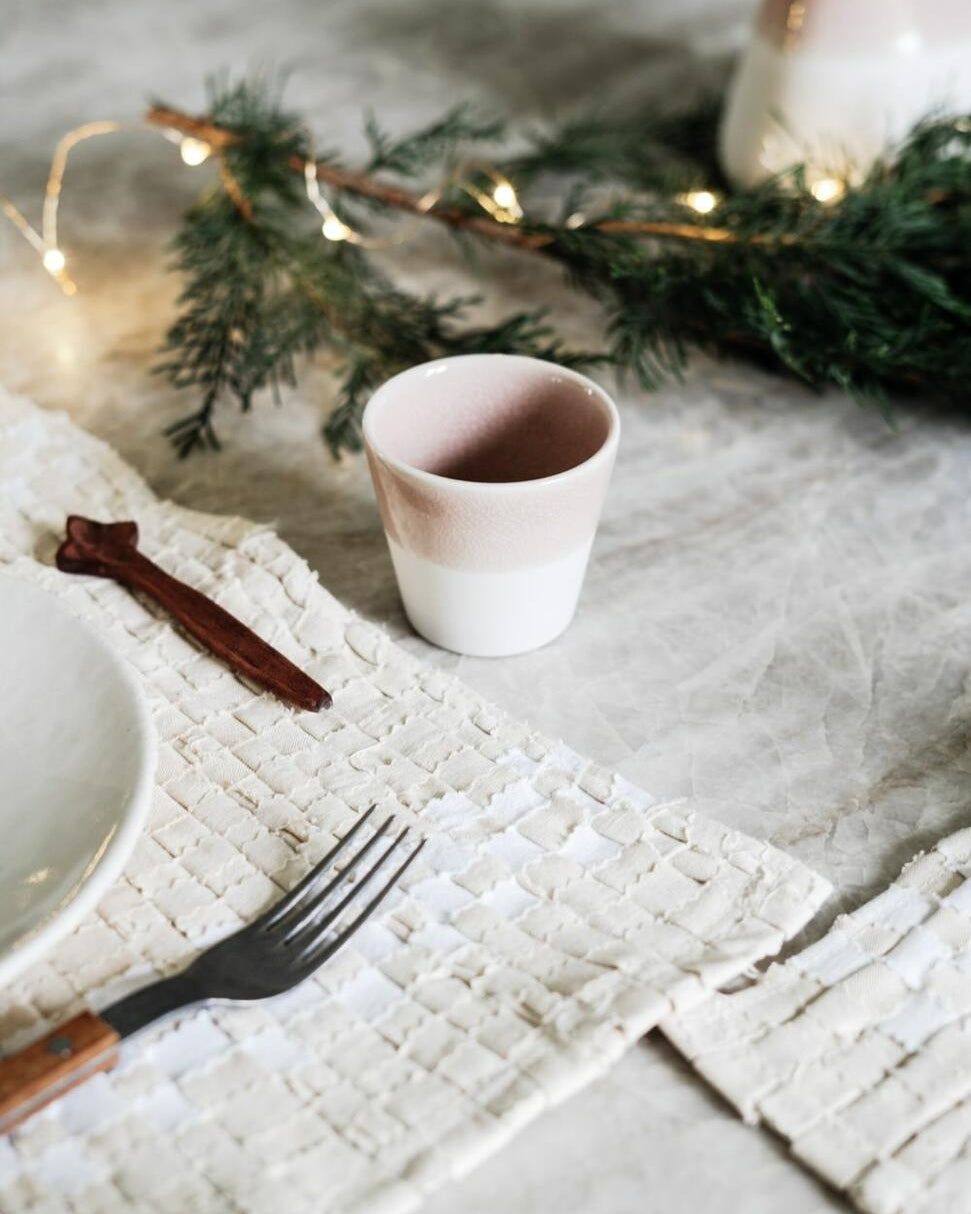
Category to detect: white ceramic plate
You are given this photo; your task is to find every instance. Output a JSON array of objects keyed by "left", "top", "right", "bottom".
[{"left": 0, "top": 576, "right": 155, "bottom": 985}]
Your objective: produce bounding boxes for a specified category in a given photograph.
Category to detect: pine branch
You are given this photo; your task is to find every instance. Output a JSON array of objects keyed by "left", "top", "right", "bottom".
[
  {"left": 149, "top": 77, "right": 971, "bottom": 456},
  {"left": 502, "top": 98, "right": 723, "bottom": 193},
  {"left": 364, "top": 104, "right": 504, "bottom": 176},
  {"left": 146, "top": 102, "right": 738, "bottom": 250},
  {"left": 154, "top": 82, "right": 600, "bottom": 456}
]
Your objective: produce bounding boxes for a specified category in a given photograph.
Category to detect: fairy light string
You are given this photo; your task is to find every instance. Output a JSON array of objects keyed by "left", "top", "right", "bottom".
[
  {"left": 0, "top": 116, "right": 533, "bottom": 286},
  {"left": 1, "top": 120, "right": 128, "bottom": 294},
  {"left": 304, "top": 147, "right": 525, "bottom": 247},
  {"left": 0, "top": 103, "right": 846, "bottom": 294},
  {"left": 0, "top": 121, "right": 220, "bottom": 295}
]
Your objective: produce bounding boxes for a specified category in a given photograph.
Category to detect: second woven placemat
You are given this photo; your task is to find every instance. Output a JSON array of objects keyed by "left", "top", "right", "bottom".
[{"left": 665, "top": 828, "right": 971, "bottom": 1214}]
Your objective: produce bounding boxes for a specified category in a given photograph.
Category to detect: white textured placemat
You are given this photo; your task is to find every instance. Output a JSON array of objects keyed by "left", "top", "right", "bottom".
[
  {"left": 665, "top": 829, "right": 971, "bottom": 1214},
  {"left": 0, "top": 391, "right": 829, "bottom": 1214}
]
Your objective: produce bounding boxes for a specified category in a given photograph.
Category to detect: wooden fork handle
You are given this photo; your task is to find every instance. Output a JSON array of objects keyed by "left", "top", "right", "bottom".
[{"left": 0, "top": 1012, "right": 119, "bottom": 1136}]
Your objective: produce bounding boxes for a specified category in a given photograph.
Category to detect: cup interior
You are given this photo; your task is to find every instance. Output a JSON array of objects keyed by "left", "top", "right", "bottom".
[{"left": 365, "top": 356, "right": 616, "bottom": 484}]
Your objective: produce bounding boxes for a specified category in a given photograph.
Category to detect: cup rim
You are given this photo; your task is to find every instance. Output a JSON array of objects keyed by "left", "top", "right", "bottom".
[{"left": 362, "top": 353, "right": 620, "bottom": 492}]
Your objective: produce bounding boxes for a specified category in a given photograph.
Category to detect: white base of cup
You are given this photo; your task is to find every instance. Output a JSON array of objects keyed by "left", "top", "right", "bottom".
[{"left": 388, "top": 537, "right": 593, "bottom": 657}]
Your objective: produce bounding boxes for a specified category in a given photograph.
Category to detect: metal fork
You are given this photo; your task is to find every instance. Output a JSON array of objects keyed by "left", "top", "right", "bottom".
[{"left": 0, "top": 806, "right": 423, "bottom": 1135}]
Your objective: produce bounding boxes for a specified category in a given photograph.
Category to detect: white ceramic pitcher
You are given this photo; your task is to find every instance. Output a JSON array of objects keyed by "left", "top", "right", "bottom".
[{"left": 720, "top": 0, "right": 971, "bottom": 188}]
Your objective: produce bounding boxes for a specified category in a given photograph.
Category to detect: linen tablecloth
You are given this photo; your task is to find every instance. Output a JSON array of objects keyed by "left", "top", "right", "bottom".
[{"left": 0, "top": 391, "right": 829, "bottom": 1213}]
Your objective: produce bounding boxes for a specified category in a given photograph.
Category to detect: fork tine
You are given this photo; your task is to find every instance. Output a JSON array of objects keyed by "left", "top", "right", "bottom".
[
  {"left": 283, "top": 824, "right": 408, "bottom": 947},
  {"left": 299, "top": 839, "right": 426, "bottom": 969},
  {"left": 256, "top": 804, "right": 379, "bottom": 932}
]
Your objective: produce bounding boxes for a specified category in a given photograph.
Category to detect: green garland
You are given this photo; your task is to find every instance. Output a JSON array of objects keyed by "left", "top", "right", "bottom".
[{"left": 152, "top": 78, "right": 971, "bottom": 457}]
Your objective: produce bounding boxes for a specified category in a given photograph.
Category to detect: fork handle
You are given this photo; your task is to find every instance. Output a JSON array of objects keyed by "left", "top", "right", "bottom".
[{"left": 0, "top": 1012, "right": 119, "bottom": 1136}]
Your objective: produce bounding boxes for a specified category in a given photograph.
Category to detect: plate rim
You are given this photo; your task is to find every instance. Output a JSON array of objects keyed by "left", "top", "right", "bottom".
[{"left": 0, "top": 574, "right": 157, "bottom": 987}]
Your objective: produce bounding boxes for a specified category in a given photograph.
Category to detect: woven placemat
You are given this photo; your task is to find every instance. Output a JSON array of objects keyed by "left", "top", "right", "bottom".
[
  {"left": 664, "top": 828, "right": 971, "bottom": 1214},
  {"left": 0, "top": 391, "right": 829, "bottom": 1214}
]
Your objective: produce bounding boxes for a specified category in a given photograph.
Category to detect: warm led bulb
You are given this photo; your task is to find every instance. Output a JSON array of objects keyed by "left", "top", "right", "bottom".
[
  {"left": 321, "top": 214, "right": 351, "bottom": 242},
  {"left": 810, "top": 177, "right": 845, "bottom": 204},
  {"left": 682, "top": 190, "right": 718, "bottom": 215},
  {"left": 42, "top": 247, "right": 66, "bottom": 273},
  {"left": 492, "top": 182, "right": 517, "bottom": 210},
  {"left": 180, "top": 137, "right": 212, "bottom": 167}
]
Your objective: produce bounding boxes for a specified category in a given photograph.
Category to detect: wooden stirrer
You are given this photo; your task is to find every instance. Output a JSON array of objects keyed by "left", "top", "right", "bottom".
[{"left": 56, "top": 516, "right": 332, "bottom": 712}]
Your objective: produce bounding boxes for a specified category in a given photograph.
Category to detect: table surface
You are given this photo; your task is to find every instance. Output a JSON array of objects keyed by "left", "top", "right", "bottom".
[{"left": 4, "top": 1, "right": 970, "bottom": 1210}]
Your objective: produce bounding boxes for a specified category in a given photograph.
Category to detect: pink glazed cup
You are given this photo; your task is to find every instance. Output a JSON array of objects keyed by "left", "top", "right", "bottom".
[{"left": 362, "top": 354, "right": 620, "bottom": 656}]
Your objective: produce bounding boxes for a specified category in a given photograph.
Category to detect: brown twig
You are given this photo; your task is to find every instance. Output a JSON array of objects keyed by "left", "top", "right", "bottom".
[
  {"left": 217, "top": 158, "right": 253, "bottom": 221},
  {"left": 145, "top": 103, "right": 783, "bottom": 249}
]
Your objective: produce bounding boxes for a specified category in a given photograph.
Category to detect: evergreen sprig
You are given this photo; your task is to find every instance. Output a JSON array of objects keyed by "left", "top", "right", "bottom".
[
  {"left": 364, "top": 104, "right": 504, "bottom": 176},
  {"left": 156, "top": 78, "right": 971, "bottom": 455},
  {"left": 158, "top": 82, "right": 593, "bottom": 456}
]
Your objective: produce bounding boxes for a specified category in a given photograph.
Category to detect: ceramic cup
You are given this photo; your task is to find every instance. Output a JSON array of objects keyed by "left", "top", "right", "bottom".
[{"left": 363, "top": 354, "right": 620, "bottom": 657}]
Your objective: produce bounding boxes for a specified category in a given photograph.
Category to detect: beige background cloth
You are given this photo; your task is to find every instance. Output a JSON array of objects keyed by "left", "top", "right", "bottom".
[
  {"left": 0, "top": 393, "right": 828, "bottom": 1213},
  {"left": 6, "top": 3, "right": 971, "bottom": 1207}
]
